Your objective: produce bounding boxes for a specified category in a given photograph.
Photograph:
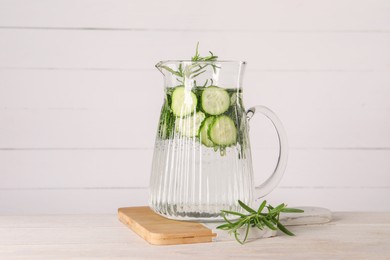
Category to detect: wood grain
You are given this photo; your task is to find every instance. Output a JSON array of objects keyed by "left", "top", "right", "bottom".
[
  {"left": 118, "top": 207, "right": 216, "bottom": 245},
  {"left": 0, "top": 213, "right": 389, "bottom": 258}
]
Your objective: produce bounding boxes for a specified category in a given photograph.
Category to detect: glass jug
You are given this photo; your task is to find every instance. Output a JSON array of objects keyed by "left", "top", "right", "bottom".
[{"left": 149, "top": 60, "right": 288, "bottom": 221}]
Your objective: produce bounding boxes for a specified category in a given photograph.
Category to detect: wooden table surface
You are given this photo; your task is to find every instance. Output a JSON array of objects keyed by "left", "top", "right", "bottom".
[{"left": 0, "top": 212, "right": 389, "bottom": 259}]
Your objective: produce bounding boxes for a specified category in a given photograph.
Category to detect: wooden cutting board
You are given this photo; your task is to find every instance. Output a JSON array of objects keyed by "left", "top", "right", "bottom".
[{"left": 118, "top": 207, "right": 216, "bottom": 245}]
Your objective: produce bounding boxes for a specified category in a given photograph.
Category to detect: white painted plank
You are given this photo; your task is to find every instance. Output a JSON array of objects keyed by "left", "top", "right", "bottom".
[
  {"left": 0, "top": 189, "right": 149, "bottom": 214},
  {"left": 0, "top": 106, "right": 388, "bottom": 148},
  {"left": 0, "top": 70, "right": 163, "bottom": 110},
  {"left": 0, "top": 187, "right": 388, "bottom": 214},
  {"left": 263, "top": 149, "right": 390, "bottom": 189},
  {"left": 0, "top": 150, "right": 389, "bottom": 189},
  {"left": 247, "top": 71, "right": 390, "bottom": 111},
  {"left": 1, "top": 70, "right": 389, "bottom": 110},
  {"left": 0, "top": 0, "right": 389, "bottom": 31},
  {"left": 0, "top": 109, "right": 155, "bottom": 148},
  {"left": 0, "top": 149, "right": 154, "bottom": 188},
  {"left": 0, "top": 30, "right": 389, "bottom": 70}
]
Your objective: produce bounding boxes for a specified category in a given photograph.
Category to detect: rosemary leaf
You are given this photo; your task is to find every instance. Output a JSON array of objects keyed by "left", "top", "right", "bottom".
[
  {"left": 220, "top": 210, "right": 247, "bottom": 217},
  {"left": 238, "top": 200, "right": 257, "bottom": 214},
  {"left": 257, "top": 200, "right": 267, "bottom": 214},
  {"left": 277, "top": 222, "right": 295, "bottom": 236},
  {"left": 262, "top": 218, "right": 277, "bottom": 230},
  {"left": 281, "top": 208, "right": 305, "bottom": 213}
]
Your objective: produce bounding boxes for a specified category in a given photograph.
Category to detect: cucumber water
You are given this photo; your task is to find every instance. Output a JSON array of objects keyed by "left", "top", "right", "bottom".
[
  {"left": 150, "top": 55, "right": 257, "bottom": 221},
  {"left": 157, "top": 85, "right": 246, "bottom": 154}
]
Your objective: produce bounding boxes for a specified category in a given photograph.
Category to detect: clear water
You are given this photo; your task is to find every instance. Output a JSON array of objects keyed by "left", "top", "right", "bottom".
[
  {"left": 149, "top": 87, "right": 254, "bottom": 221},
  {"left": 149, "top": 140, "right": 254, "bottom": 221}
]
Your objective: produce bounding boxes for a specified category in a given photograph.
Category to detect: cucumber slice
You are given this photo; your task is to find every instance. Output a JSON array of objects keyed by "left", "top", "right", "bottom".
[
  {"left": 201, "top": 86, "right": 230, "bottom": 115},
  {"left": 199, "top": 117, "right": 215, "bottom": 147},
  {"left": 209, "top": 115, "right": 237, "bottom": 146},
  {"left": 171, "top": 86, "right": 197, "bottom": 117},
  {"left": 175, "top": 112, "right": 205, "bottom": 137}
]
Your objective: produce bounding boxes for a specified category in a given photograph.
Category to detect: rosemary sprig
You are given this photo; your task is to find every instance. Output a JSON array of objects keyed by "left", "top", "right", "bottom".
[
  {"left": 159, "top": 43, "right": 219, "bottom": 85},
  {"left": 191, "top": 42, "right": 218, "bottom": 62},
  {"left": 216, "top": 200, "right": 304, "bottom": 244},
  {"left": 190, "top": 42, "right": 219, "bottom": 77}
]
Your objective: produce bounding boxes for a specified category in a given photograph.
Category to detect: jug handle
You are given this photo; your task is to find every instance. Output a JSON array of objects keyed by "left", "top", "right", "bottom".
[{"left": 246, "top": 105, "right": 288, "bottom": 199}]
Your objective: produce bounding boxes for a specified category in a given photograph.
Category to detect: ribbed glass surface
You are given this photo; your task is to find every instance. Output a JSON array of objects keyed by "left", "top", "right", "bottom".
[{"left": 149, "top": 138, "right": 254, "bottom": 221}]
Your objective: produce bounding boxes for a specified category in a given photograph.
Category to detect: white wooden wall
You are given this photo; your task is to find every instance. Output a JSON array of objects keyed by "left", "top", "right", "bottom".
[{"left": 0, "top": 0, "right": 389, "bottom": 214}]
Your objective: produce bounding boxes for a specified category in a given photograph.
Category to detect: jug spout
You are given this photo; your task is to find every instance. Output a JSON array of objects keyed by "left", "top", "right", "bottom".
[{"left": 155, "top": 61, "right": 165, "bottom": 75}]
